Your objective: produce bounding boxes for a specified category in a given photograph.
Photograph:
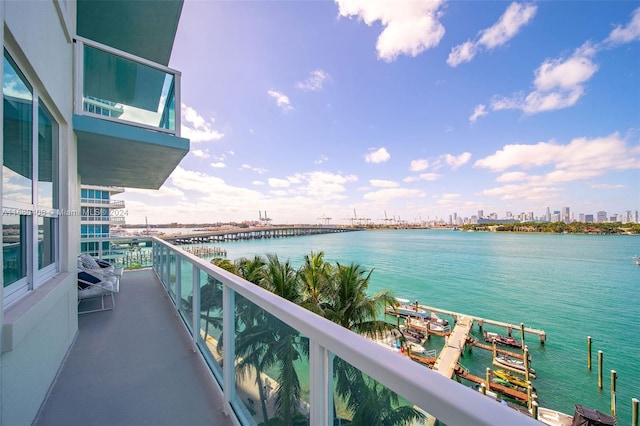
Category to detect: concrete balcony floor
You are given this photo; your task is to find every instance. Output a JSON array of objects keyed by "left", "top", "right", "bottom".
[{"left": 34, "top": 269, "right": 234, "bottom": 426}]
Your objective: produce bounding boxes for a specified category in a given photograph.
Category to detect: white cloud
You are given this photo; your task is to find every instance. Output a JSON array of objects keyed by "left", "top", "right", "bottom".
[
  {"left": 363, "top": 188, "right": 425, "bottom": 202},
  {"left": 314, "top": 154, "right": 329, "bottom": 165},
  {"left": 441, "top": 193, "right": 461, "bottom": 200},
  {"left": 418, "top": 173, "right": 442, "bottom": 181},
  {"left": 475, "top": 133, "right": 640, "bottom": 201},
  {"left": 125, "top": 185, "right": 185, "bottom": 199},
  {"left": 448, "top": 2, "right": 537, "bottom": 67},
  {"left": 606, "top": 7, "right": 640, "bottom": 45},
  {"left": 478, "top": 2, "right": 537, "bottom": 49},
  {"left": 365, "top": 147, "right": 391, "bottom": 163},
  {"left": 469, "top": 104, "right": 488, "bottom": 123},
  {"left": 591, "top": 183, "right": 626, "bottom": 190},
  {"left": 240, "top": 164, "right": 267, "bottom": 174},
  {"left": 192, "top": 149, "right": 210, "bottom": 159},
  {"left": 444, "top": 152, "right": 472, "bottom": 169},
  {"left": 296, "top": 69, "right": 331, "bottom": 92},
  {"left": 210, "top": 162, "right": 226, "bottom": 168},
  {"left": 336, "top": 0, "right": 446, "bottom": 62},
  {"left": 447, "top": 41, "right": 476, "bottom": 67},
  {"left": 269, "top": 178, "right": 291, "bottom": 188},
  {"left": 490, "top": 44, "right": 598, "bottom": 114},
  {"left": 267, "top": 90, "right": 294, "bottom": 112},
  {"left": 496, "top": 171, "right": 528, "bottom": 182},
  {"left": 181, "top": 104, "right": 225, "bottom": 143},
  {"left": 252, "top": 180, "right": 265, "bottom": 186},
  {"left": 409, "top": 159, "right": 429, "bottom": 172},
  {"left": 369, "top": 179, "right": 399, "bottom": 188},
  {"left": 299, "top": 171, "right": 358, "bottom": 200}
]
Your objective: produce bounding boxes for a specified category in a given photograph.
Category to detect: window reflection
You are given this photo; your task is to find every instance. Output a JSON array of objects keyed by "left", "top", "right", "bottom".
[
  {"left": 3, "top": 214, "right": 27, "bottom": 288},
  {"left": 3, "top": 51, "right": 33, "bottom": 203},
  {"left": 38, "top": 216, "right": 56, "bottom": 270},
  {"left": 38, "top": 102, "right": 58, "bottom": 210}
]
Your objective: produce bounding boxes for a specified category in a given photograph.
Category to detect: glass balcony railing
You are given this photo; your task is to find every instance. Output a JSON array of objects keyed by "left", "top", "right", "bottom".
[
  {"left": 74, "top": 37, "right": 180, "bottom": 135},
  {"left": 80, "top": 198, "right": 125, "bottom": 208},
  {"left": 152, "top": 238, "right": 540, "bottom": 426}
]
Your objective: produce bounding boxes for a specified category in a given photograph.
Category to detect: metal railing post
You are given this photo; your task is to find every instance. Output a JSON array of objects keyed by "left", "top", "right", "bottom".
[
  {"left": 309, "top": 340, "right": 329, "bottom": 426},
  {"left": 222, "top": 284, "right": 236, "bottom": 411},
  {"left": 192, "top": 267, "right": 200, "bottom": 351}
]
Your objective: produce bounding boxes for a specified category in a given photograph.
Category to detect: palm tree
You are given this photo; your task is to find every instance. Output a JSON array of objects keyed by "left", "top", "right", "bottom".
[
  {"left": 235, "top": 254, "right": 308, "bottom": 425},
  {"left": 299, "top": 251, "right": 333, "bottom": 315},
  {"left": 319, "top": 262, "right": 422, "bottom": 425},
  {"left": 323, "top": 262, "right": 396, "bottom": 337}
]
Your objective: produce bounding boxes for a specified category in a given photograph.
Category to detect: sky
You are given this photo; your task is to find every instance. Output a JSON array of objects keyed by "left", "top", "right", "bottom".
[{"left": 122, "top": 0, "right": 640, "bottom": 225}]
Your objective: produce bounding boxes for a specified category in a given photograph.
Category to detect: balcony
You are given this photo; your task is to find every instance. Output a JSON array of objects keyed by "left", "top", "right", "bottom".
[
  {"left": 80, "top": 198, "right": 126, "bottom": 209},
  {"left": 73, "top": 37, "right": 189, "bottom": 190},
  {"left": 36, "top": 241, "right": 540, "bottom": 425},
  {"left": 34, "top": 269, "right": 233, "bottom": 426}
]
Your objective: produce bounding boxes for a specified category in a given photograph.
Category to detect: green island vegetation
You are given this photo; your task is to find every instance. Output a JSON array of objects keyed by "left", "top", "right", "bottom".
[
  {"left": 461, "top": 221, "right": 640, "bottom": 234},
  {"left": 202, "top": 252, "right": 423, "bottom": 426}
]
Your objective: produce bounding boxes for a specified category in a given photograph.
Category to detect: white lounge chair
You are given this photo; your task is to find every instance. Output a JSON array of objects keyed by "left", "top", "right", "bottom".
[
  {"left": 77, "top": 269, "right": 119, "bottom": 314},
  {"left": 78, "top": 253, "right": 123, "bottom": 278}
]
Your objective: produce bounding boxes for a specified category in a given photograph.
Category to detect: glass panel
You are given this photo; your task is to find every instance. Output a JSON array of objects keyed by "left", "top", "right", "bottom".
[
  {"left": 3, "top": 51, "right": 33, "bottom": 203},
  {"left": 38, "top": 216, "right": 56, "bottom": 269},
  {"left": 3, "top": 214, "right": 27, "bottom": 287},
  {"left": 332, "top": 354, "right": 431, "bottom": 425},
  {"left": 179, "top": 258, "right": 193, "bottom": 331},
  {"left": 197, "top": 271, "right": 223, "bottom": 382},
  {"left": 37, "top": 102, "right": 58, "bottom": 210},
  {"left": 168, "top": 250, "right": 176, "bottom": 298},
  {"left": 83, "top": 45, "right": 176, "bottom": 131},
  {"left": 234, "top": 294, "right": 310, "bottom": 425}
]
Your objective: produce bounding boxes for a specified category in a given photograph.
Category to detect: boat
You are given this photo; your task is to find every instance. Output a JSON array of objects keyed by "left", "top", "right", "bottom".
[
  {"left": 493, "top": 369, "right": 532, "bottom": 389},
  {"left": 385, "top": 298, "right": 429, "bottom": 319},
  {"left": 405, "top": 316, "right": 448, "bottom": 333},
  {"left": 401, "top": 327, "right": 425, "bottom": 343},
  {"left": 406, "top": 342, "right": 426, "bottom": 354},
  {"left": 484, "top": 331, "right": 522, "bottom": 348},
  {"left": 493, "top": 355, "right": 536, "bottom": 377},
  {"left": 536, "top": 407, "right": 573, "bottom": 426},
  {"left": 634, "top": 256, "right": 640, "bottom": 265}
]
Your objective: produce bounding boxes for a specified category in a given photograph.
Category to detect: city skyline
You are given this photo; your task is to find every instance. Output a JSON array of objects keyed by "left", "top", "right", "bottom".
[{"left": 120, "top": 1, "right": 640, "bottom": 224}]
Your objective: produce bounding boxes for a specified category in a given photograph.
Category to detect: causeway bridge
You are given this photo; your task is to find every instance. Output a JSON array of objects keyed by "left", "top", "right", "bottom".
[{"left": 161, "top": 225, "right": 362, "bottom": 245}]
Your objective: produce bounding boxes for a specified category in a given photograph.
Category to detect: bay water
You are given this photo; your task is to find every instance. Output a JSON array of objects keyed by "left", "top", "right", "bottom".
[{"left": 196, "top": 229, "right": 639, "bottom": 423}]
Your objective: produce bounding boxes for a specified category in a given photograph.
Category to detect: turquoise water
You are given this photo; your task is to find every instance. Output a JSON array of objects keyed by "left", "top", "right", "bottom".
[{"left": 198, "top": 229, "right": 640, "bottom": 423}]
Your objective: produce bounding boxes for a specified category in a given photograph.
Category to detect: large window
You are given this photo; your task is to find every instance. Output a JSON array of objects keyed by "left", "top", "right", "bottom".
[{"left": 3, "top": 49, "right": 59, "bottom": 305}]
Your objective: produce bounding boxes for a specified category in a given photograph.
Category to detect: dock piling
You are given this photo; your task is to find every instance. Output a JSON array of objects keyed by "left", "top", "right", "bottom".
[
  {"left": 587, "top": 336, "right": 592, "bottom": 370},
  {"left": 524, "top": 346, "right": 530, "bottom": 383},
  {"left": 507, "top": 324, "right": 512, "bottom": 337},
  {"left": 480, "top": 383, "right": 487, "bottom": 395},
  {"left": 531, "top": 401, "right": 539, "bottom": 420},
  {"left": 520, "top": 322, "right": 525, "bottom": 350},
  {"left": 598, "top": 350, "right": 603, "bottom": 390},
  {"left": 485, "top": 368, "right": 491, "bottom": 389},
  {"left": 610, "top": 370, "right": 617, "bottom": 416},
  {"left": 632, "top": 398, "right": 638, "bottom": 426}
]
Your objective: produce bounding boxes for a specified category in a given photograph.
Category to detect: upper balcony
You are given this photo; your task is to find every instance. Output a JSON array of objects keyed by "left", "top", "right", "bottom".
[{"left": 72, "top": 37, "right": 189, "bottom": 190}]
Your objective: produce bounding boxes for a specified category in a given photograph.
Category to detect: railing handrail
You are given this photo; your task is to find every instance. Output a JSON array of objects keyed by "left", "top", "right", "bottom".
[
  {"left": 74, "top": 36, "right": 182, "bottom": 76},
  {"left": 152, "top": 237, "right": 539, "bottom": 426}
]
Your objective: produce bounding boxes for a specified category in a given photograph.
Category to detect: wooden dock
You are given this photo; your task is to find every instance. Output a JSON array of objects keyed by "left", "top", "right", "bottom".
[
  {"left": 431, "top": 316, "right": 473, "bottom": 378},
  {"left": 454, "top": 365, "right": 530, "bottom": 403},
  {"left": 468, "top": 338, "right": 526, "bottom": 360},
  {"left": 417, "top": 304, "right": 547, "bottom": 344}
]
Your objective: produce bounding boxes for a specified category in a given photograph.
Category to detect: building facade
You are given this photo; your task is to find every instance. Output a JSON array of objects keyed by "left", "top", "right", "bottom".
[
  {"left": 1, "top": 1, "right": 188, "bottom": 423},
  {"left": 80, "top": 184, "right": 126, "bottom": 260}
]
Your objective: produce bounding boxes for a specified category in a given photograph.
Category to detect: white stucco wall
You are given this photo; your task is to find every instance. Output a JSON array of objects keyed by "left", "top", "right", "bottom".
[{"left": 1, "top": 1, "right": 78, "bottom": 425}]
